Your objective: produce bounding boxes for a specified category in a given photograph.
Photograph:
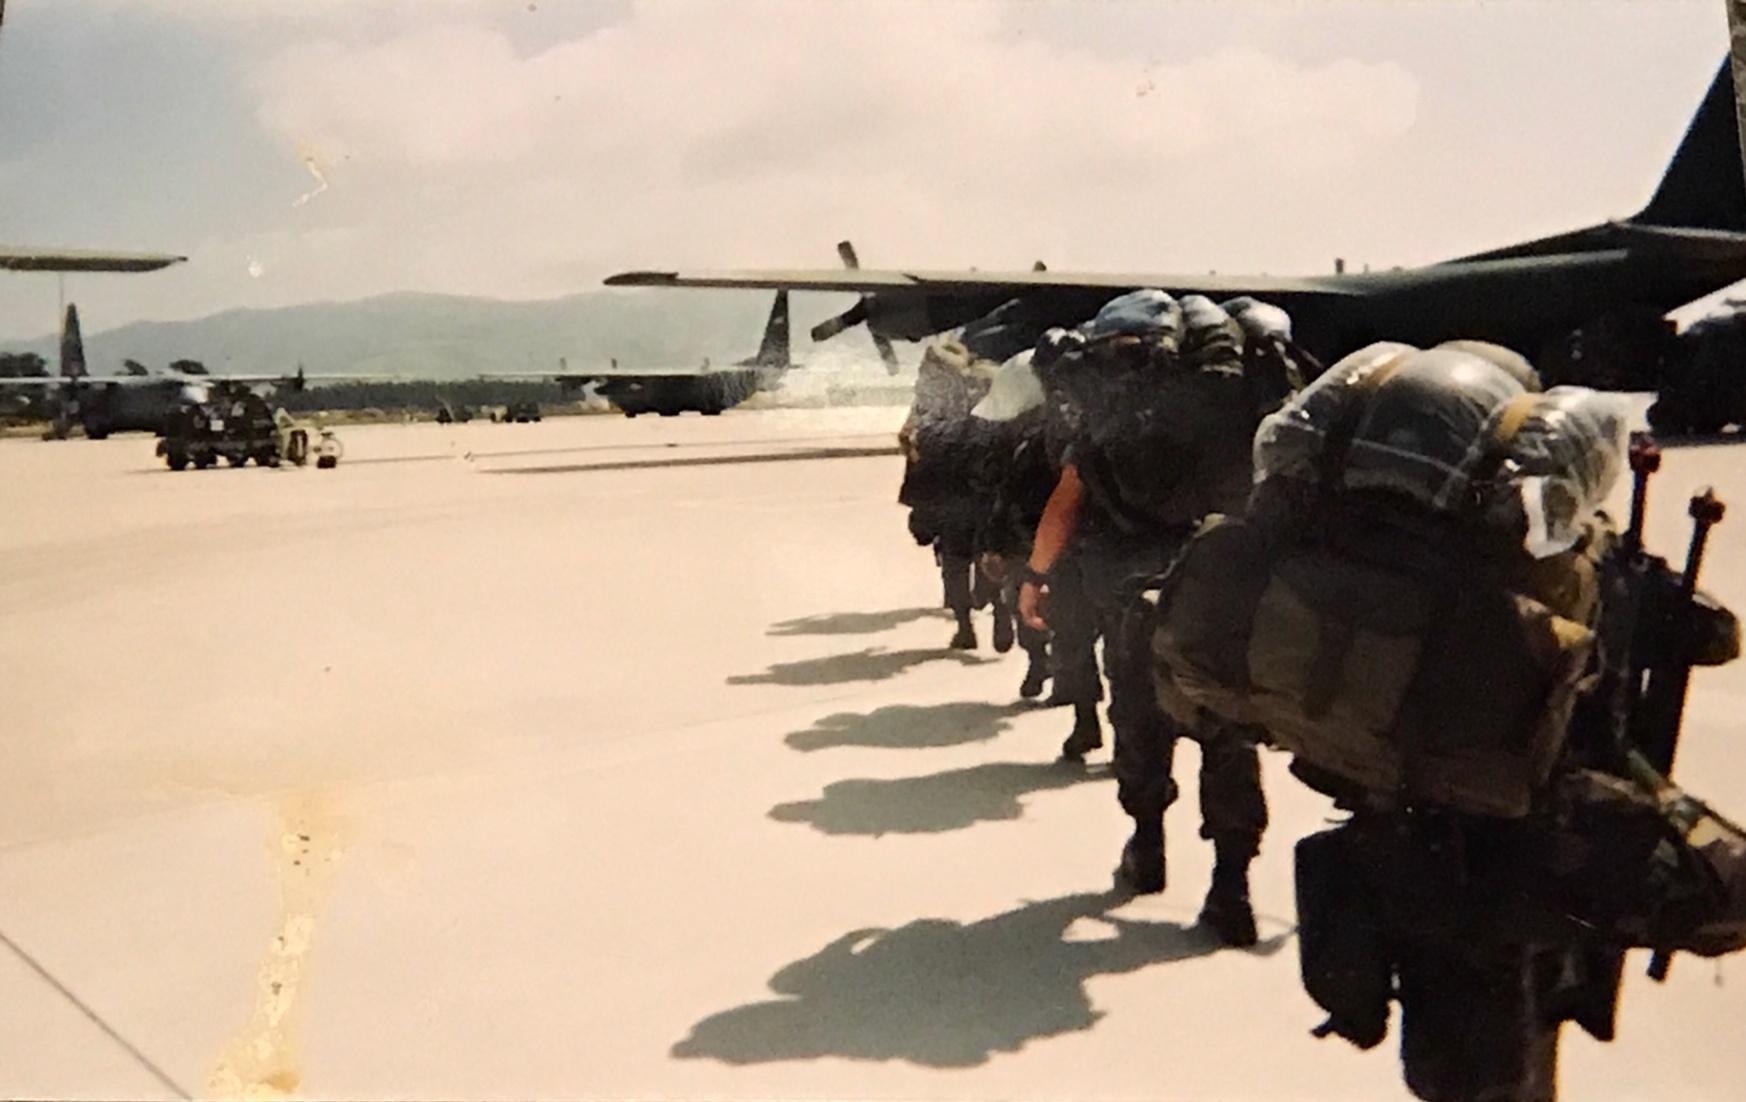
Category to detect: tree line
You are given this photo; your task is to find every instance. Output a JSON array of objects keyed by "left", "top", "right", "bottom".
[{"left": 275, "top": 378, "right": 586, "bottom": 414}]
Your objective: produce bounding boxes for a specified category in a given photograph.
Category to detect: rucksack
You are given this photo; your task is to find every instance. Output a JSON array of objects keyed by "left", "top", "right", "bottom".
[
  {"left": 1068, "top": 331, "right": 1270, "bottom": 535},
  {"left": 1151, "top": 347, "right": 1620, "bottom": 818},
  {"left": 898, "top": 340, "right": 997, "bottom": 515}
]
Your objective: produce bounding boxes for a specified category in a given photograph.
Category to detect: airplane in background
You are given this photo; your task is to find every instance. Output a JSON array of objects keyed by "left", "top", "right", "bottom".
[
  {"left": 492, "top": 289, "right": 795, "bottom": 417},
  {"left": 0, "top": 303, "right": 329, "bottom": 438},
  {"left": 607, "top": 58, "right": 1746, "bottom": 394}
]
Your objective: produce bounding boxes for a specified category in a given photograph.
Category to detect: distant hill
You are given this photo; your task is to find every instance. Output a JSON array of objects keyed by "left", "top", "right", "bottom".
[{"left": 9, "top": 288, "right": 880, "bottom": 380}]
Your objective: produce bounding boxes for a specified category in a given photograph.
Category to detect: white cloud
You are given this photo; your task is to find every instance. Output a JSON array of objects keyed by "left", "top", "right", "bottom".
[
  {"left": 235, "top": 0, "right": 1418, "bottom": 299},
  {"left": 2, "top": 0, "right": 1726, "bottom": 341}
]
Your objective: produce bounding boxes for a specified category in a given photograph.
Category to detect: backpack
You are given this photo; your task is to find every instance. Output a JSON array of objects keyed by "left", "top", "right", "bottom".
[
  {"left": 1068, "top": 331, "right": 1269, "bottom": 536},
  {"left": 1151, "top": 348, "right": 1611, "bottom": 818},
  {"left": 898, "top": 340, "right": 997, "bottom": 516}
]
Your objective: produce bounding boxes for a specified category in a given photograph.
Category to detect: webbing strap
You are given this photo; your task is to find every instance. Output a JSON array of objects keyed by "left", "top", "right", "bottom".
[
  {"left": 1314, "top": 349, "right": 1412, "bottom": 498},
  {"left": 1491, "top": 392, "right": 1541, "bottom": 453}
]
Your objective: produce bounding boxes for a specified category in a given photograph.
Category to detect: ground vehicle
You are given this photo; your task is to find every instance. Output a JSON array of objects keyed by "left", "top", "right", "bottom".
[
  {"left": 156, "top": 387, "right": 281, "bottom": 470},
  {"left": 157, "top": 393, "right": 345, "bottom": 471},
  {"left": 435, "top": 399, "right": 475, "bottom": 424}
]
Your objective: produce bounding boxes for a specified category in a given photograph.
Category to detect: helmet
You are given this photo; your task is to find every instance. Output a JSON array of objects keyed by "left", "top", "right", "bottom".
[
  {"left": 1084, "top": 288, "right": 1183, "bottom": 345},
  {"left": 1180, "top": 294, "right": 1244, "bottom": 369},
  {"left": 1221, "top": 296, "right": 1294, "bottom": 344}
]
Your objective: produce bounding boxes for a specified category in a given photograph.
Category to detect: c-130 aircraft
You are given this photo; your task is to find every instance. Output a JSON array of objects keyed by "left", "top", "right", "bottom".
[
  {"left": 608, "top": 56, "right": 1746, "bottom": 406},
  {"left": 488, "top": 288, "right": 793, "bottom": 417},
  {"left": 0, "top": 253, "right": 356, "bottom": 439}
]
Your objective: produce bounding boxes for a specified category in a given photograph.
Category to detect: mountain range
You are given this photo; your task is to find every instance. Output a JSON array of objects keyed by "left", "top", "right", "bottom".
[{"left": 10, "top": 288, "right": 883, "bottom": 380}]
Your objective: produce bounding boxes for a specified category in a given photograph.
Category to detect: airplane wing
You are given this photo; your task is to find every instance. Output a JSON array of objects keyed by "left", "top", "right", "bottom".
[
  {"left": 0, "top": 371, "right": 403, "bottom": 389},
  {"left": 604, "top": 267, "right": 1359, "bottom": 300},
  {"left": 0, "top": 374, "right": 225, "bottom": 389},
  {"left": 0, "top": 247, "right": 186, "bottom": 273},
  {"left": 606, "top": 266, "right": 1365, "bottom": 347}
]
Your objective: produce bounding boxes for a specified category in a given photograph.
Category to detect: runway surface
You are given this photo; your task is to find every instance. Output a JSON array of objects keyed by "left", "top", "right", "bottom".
[{"left": 1, "top": 407, "right": 1741, "bottom": 1099}]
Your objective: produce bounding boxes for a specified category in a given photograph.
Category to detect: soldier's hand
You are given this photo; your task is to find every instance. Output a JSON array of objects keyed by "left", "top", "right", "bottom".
[{"left": 1019, "top": 581, "right": 1049, "bottom": 632}]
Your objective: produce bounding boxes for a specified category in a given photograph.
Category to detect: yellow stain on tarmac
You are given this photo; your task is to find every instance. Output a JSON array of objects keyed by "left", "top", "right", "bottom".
[{"left": 207, "top": 793, "right": 349, "bottom": 1099}]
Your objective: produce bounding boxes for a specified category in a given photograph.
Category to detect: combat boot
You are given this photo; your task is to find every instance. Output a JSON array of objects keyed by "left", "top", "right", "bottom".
[
  {"left": 949, "top": 613, "right": 977, "bottom": 651},
  {"left": 1115, "top": 816, "right": 1165, "bottom": 895},
  {"left": 1019, "top": 656, "right": 1050, "bottom": 699},
  {"left": 1198, "top": 840, "right": 1258, "bottom": 947},
  {"left": 1058, "top": 702, "right": 1103, "bottom": 761},
  {"left": 992, "top": 605, "right": 1015, "bottom": 654}
]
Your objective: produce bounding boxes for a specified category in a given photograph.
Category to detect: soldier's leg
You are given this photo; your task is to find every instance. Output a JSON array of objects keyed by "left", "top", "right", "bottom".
[
  {"left": 939, "top": 528, "right": 977, "bottom": 650},
  {"left": 1013, "top": 573, "right": 1052, "bottom": 699},
  {"left": 1194, "top": 719, "right": 1270, "bottom": 946},
  {"left": 970, "top": 551, "right": 998, "bottom": 612},
  {"left": 988, "top": 559, "right": 1017, "bottom": 655},
  {"left": 1046, "top": 556, "right": 1104, "bottom": 756},
  {"left": 1106, "top": 598, "right": 1181, "bottom": 895}
]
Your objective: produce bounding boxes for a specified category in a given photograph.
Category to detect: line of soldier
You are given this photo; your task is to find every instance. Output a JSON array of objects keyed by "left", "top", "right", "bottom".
[{"left": 894, "top": 289, "right": 1746, "bottom": 1101}]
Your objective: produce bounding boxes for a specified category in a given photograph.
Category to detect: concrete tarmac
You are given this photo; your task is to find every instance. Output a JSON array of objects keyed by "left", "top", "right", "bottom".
[{"left": 1, "top": 408, "right": 1741, "bottom": 1100}]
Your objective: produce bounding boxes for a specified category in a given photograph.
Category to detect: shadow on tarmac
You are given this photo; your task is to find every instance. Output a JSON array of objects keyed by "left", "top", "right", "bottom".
[
  {"left": 785, "top": 700, "right": 1032, "bottom": 752},
  {"left": 672, "top": 891, "right": 1291, "bottom": 1068},
  {"left": 769, "top": 760, "right": 1109, "bottom": 836},
  {"left": 767, "top": 607, "right": 952, "bottom": 637},
  {"left": 728, "top": 647, "right": 991, "bottom": 687},
  {"left": 1656, "top": 429, "right": 1746, "bottom": 449}
]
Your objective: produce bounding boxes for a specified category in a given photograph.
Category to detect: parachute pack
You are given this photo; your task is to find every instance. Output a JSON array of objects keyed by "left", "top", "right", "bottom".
[
  {"left": 1152, "top": 342, "right": 1632, "bottom": 817},
  {"left": 897, "top": 339, "right": 999, "bottom": 520},
  {"left": 1065, "top": 292, "right": 1280, "bottom": 537}
]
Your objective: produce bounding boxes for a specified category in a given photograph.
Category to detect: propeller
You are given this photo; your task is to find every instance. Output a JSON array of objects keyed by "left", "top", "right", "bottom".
[{"left": 809, "top": 240, "right": 900, "bottom": 374}]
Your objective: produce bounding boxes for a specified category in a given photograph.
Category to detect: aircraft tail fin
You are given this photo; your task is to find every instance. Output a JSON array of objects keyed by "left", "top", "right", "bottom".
[
  {"left": 750, "top": 290, "right": 791, "bottom": 371},
  {"left": 59, "top": 303, "right": 86, "bottom": 379},
  {"left": 1633, "top": 59, "right": 1746, "bottom": 231}
]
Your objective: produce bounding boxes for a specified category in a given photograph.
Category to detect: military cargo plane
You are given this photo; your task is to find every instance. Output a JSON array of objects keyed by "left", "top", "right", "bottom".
[
  {"left": 0, "top": 303, "right": 337, "bottom": 439},
  {"left": 609, "top": 60, "right": 1746, "bottom": 393},
  {"left": 493, "top": 289, "right": 794, "bottom": 417}
]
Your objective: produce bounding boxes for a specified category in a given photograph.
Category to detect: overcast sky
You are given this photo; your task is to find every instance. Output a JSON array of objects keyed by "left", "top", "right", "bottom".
[{"left": 0, "top": 0, "right": 1730, "bottom": 339}]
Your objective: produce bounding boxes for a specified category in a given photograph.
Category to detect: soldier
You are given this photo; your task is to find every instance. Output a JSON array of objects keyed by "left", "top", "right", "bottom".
[
  {"left": 899, "top": 300, "right": 1048, "bottom": 651},
  {"left": 898, "top": 338, "right": 997, "bottom": 649},
  {"left": 968, "top": 343, "right": 1058, "bottom": 698},
  {"left": 1018, "top": 290, "right": 1277, "bottom": 945},
  {"left": 1030, "top": 325, "right": 1107, "bottom": 752},
  {"left": 1151, "top": 342, "right": 1746, "bottom": 1099},
  {"left": 1221, "top": 295, "right": 1321, "bottom": 406}
]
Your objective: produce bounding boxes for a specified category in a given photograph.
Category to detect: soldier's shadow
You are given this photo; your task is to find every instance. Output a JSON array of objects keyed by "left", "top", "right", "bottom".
[
  {"left": 728, "top": 647, "right": 991, "bottom": 687},
  {"left": 785, "top": 700, "right": 1031, "bottom": 752},
  {"left": 672, "top": 891, "right": 1291, "bottom": 1068},
  {"left": 768, "top": 607, "right": 952, "bottom": 636},
  {"left": 770, "top": 760, "right": 1108, "bottom": 836}
]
